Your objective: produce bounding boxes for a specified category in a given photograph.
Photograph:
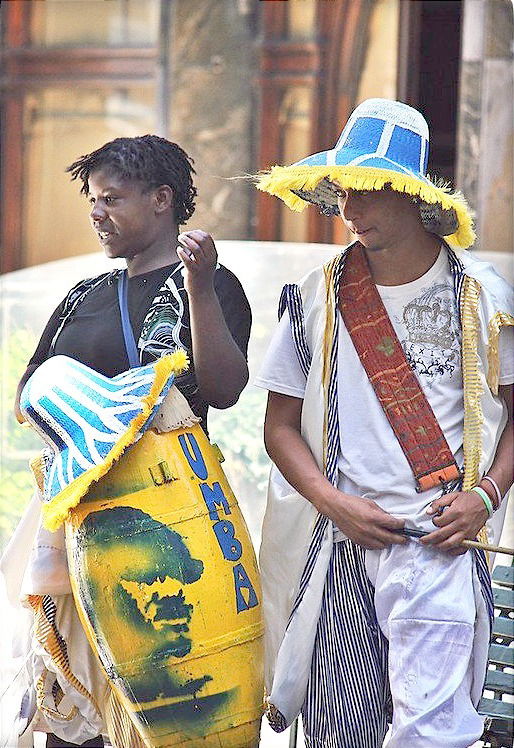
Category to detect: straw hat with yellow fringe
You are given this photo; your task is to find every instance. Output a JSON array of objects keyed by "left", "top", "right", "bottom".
[{"left": 257, "top": 98, "right": 475, "bottom": 249}]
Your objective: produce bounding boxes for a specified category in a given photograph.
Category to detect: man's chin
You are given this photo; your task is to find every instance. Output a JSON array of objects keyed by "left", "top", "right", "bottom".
[{"left": 102, "top": 245, "right": 128, "bottom": 260}]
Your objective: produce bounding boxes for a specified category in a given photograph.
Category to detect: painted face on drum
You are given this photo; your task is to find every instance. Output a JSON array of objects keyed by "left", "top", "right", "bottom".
[
  {"left": 80, "top": 507, "right": 206, "bottom": 682},
  {"left": 78, "top": 506, "right": 234, "bottom": 730}
]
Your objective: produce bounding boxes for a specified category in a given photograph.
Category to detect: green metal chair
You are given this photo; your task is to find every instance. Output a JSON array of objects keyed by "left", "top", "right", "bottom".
[{"left": 479, "top": 561, "right": 514, "bottom": 748}]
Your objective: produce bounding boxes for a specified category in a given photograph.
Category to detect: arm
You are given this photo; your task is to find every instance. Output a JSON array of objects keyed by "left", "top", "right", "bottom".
[
  {"left": 264, "top": 391, "right": 406, "bottom": 550},
  {"left": 177, "top": 230, "right": 249, "bottom": 409},
  {"left": 422, "top": 383, "right": 514, "bottom": 554}
]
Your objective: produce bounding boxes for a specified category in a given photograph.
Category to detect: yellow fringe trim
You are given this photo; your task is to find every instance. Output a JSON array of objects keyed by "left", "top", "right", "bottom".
[
  {"left": 257, "top": 165, "right": 475, "bottom": 249},
  {"left": 486, "top": 312, "right": 514, "bottom": 395},
  {"left": 42, "top": 351, "right": 188, "bottom": 531},
  {"left": 322, "top": 256, "right": 340, "bottom": 476},
  {"left": 460, "top": 278, "right": 483, "bottom": 492},
  {"left": 105, "top": 688, "right": 148, "bottom": 748}
]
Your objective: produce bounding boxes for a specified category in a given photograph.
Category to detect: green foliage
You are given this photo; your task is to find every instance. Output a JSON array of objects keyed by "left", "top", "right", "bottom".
[
  {"left": 209, "top": 387, "right": 271, "bottom": 545},
  {"left": 1, "top": 328, "right": 41, "bottom": 550},
  {"left": 210, "top": 387, "right": 269, "bottom": 493}
]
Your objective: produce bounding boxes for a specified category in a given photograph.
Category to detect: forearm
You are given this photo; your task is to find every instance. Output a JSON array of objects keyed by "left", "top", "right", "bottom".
[
  {"left": 189, "top": 287, "right": 248, "bottom": 408},
  {"left": 481, "top": 385, "right": 514, "bottom": 498},
  {"left": 264, "top": 406, "right": 406, "bottom": 549},
  {"left": 264, "top": 420, "right": 339, "bottom": 513}
]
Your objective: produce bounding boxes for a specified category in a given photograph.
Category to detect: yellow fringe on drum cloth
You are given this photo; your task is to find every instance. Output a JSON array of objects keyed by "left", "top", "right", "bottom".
[
  {"left": 105, "top": 689, "right": 148, "bottom": 748},
  {"left": 256, "top": 165, "right": 476, "bottom": 249},
  {"left": 41, "top": 350, "right": 189, "bottom": 531}
]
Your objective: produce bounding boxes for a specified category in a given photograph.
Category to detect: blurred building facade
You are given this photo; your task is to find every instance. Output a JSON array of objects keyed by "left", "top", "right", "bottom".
[{"left": 1, "top": 0, "right": 513, "bottom": 273}]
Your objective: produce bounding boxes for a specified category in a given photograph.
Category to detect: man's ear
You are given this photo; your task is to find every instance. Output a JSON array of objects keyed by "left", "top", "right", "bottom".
[{"left": 153, "top": 184, "right": 174, "bottom": 215}]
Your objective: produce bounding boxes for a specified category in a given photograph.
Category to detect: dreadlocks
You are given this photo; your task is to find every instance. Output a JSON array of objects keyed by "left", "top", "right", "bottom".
[{"left": 66, "top": 135, "right": 197, "bottom": 226}]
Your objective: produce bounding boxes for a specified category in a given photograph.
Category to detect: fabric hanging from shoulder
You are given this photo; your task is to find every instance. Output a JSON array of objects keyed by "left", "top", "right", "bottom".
[{"left": 339, "top": 243, "right": 461, "bottom": 492}]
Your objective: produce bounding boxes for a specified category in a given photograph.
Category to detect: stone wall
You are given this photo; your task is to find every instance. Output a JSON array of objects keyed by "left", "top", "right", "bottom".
[
  {"left": 457, "top": 0, "right": 514, "bottom": 254},
  {"left": 169, "top": 0, "right": 256, "bottom": 240}
]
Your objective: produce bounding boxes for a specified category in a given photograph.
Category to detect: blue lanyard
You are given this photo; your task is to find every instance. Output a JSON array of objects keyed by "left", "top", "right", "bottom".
[{"left": 117, "top": 270, "right": 140, "bottom": 368}]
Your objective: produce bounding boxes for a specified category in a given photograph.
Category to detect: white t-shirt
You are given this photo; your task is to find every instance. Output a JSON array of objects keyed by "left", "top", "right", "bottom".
[{"left": 255, "top": 249, "right": 514, "bottom": 525}]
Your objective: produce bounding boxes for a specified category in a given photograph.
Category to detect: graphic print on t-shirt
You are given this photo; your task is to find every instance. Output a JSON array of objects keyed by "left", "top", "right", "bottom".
[{"left": 399, "top": 282, "right": 461, "bottom": 386}]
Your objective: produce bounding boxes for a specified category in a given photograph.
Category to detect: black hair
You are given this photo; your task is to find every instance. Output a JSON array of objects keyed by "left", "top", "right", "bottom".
[{"left": 66, "top": 135, "right": 197, "bottom": 226}]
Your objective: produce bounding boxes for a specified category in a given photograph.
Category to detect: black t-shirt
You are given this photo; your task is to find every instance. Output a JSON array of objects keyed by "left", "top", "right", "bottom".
[{"left": 29, "top": 262, "right": 252, "bottom": 431}]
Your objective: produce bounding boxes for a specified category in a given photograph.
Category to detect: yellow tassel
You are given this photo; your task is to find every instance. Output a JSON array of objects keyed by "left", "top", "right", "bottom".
[
  {"left": 27, "top": 594, "right": 102, "bottom": 720},
  {"left": 486, "top": 312, "right": 514, "bottom": 395},
  {"left": 460, "top": 278, "right": 483, "bottom": 492},
  {"left": 42, "top": 351, "right": 188, "bottom": 531},
  {"left": 256, "top": 165, "right": 476, "bottom": 249}
]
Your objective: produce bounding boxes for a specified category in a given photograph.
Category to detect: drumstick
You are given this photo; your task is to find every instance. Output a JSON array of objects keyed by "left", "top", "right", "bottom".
[{"left": 396, "top": 528, "right": 514, "bottom": 556}]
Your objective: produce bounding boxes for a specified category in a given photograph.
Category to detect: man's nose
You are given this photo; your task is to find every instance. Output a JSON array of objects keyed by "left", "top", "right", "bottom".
[
  {"left": 341, "top": 193, "right": 361, "bottom": 221},
  {"left": 90, "top": 201, "right": 107, "bottom": 222}
]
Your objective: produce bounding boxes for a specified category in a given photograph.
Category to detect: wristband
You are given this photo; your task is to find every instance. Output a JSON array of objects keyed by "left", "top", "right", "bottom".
[
  {"left": 481, "top": 475, "right": 502, "bottom": 510},
  {"left": 471, "top": 486, "right": 494, "bottom": 518}
]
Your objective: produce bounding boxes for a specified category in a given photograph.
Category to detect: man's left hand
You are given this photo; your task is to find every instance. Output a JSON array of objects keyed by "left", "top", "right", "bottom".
[
  {"left": 420, "top": 490, "right": 489, "bottom": 555},
  {"left": 177, "top": 229, "right": 217, "bottom": 296}
]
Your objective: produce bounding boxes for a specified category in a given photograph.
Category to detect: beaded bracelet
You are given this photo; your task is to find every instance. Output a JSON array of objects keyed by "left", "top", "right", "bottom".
[
  {"left": 481, "top": 475, "right": 502, "bottom": 510},
  {"left": 471, "top": 486, "right": 494, "bottom": 518}
]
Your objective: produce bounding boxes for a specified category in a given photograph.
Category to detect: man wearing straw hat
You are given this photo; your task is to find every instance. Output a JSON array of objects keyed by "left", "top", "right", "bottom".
[{"left": 255, "top": 99, "right": 514, "bottom": 747}]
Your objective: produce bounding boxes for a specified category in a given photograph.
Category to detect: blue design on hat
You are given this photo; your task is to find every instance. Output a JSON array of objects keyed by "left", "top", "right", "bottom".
[
  {"left": 297, "top": 102, "right": 429, "bottom": 178},
  {"left": 256, "top": 98, "right": 475, "bottom": 248}
]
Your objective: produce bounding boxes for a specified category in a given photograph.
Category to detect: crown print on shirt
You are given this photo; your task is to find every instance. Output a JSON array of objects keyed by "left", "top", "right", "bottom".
[{"left": 399, "top": 282, "right": 461, "bottom": 385}]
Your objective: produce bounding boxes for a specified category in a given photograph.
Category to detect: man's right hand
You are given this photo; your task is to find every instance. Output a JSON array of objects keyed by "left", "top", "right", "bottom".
[
  {"left": 319, "top": 490, "right": 407, "bottom": 550},
  {"left": 264, "top": 391, "right": 406, "bottom": 550}
]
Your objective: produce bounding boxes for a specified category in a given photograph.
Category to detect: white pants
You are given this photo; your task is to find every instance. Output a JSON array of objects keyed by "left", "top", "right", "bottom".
[{"left": 366, "top": 541, "right": 486, "bottom": 748}]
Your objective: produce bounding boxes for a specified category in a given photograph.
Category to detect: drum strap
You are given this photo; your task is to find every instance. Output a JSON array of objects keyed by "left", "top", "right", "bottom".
[
  {"left": 117, "top": 270, "right": 141, "bottom": 368},
  {"left": 338, "top": 243, "right": 461, "bottom": 493}
]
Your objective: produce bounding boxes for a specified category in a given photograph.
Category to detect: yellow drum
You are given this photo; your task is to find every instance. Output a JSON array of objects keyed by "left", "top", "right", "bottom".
[{"left": 65, "top": 422, "right": 264, "bottom": 747}]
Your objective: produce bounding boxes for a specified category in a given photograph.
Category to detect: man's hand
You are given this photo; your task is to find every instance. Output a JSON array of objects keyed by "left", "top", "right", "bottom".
[
  {"left": 420, "top": 490, "right": 489, "bottom": 555},
  {"left": 177, "top": 229, "right": 217, "bottom": 296},
  {"left": 321, "top": 491, "right": 407, "bottom": 550},
  {"left": 176, "top": 229, "right": 248, "bottom": 408}
]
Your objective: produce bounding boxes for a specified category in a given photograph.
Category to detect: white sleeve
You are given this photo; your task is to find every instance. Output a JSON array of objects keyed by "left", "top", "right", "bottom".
[
  {"left": 253, "top": 310, "right": 307, "bottom": 398},
  {"left": 499, "top": 324, "right": 514, "bottom": 385}
]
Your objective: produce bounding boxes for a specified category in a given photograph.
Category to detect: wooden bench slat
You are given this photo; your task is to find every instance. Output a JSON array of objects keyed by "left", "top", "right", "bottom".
[
  {"left": 488, "top": 643, "right": 514, "bottom": 667},
  {"left": 485, "top": 669, "right": 514, "bottom": 695},
  {"left": 492, "top": 566, "right": 514, "bottom": 589},
  {"left": 493, "top": 588, "right": 514, "bottom": 613},
  {"left": 492, "top": 616, "right": 514, "bottom": 641},
  {"left": 479, "top": 696, "right": 514, "bottom": 719}
]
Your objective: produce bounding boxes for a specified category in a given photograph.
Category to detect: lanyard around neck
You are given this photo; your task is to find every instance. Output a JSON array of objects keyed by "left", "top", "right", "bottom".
[{"left": 117, "top": 270, "right": 140, "bottom": 368}]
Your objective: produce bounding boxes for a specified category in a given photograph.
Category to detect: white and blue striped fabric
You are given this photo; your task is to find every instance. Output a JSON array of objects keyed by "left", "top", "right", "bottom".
[
  {"left": 302, "top": 542, "right": 391, "bottom": 748},
  {"left": 20, "top": 355, "right": 174, "bottom": 502}
]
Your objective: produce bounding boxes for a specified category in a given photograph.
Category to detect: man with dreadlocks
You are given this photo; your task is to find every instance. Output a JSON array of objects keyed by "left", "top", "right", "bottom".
[{"left": 9, "top": 135, "right": 251, "bottom": 747}]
